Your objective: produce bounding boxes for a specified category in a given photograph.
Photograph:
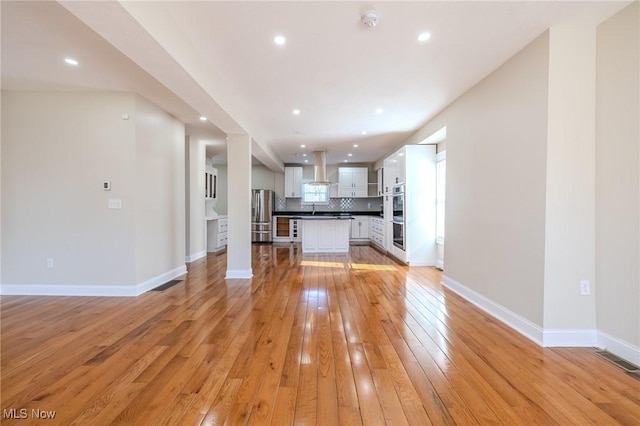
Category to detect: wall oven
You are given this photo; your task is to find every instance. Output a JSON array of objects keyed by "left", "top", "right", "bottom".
[{"left": 392, "top": 184, "right": 405, "bottom": 250}]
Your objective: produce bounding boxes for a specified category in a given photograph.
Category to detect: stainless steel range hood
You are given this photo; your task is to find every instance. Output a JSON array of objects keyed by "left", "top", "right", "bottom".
[{"left": 310, "top": 150, "right": 331, "bottom": 185}]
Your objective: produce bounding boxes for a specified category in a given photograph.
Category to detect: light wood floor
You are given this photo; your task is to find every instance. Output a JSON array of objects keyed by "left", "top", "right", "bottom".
[{"left": 2, "top": 244, "right": 639, "bottom": 425}]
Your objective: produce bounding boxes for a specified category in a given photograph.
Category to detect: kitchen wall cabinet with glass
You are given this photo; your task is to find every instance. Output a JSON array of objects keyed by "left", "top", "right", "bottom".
[{"left": 205, "top": 166, "right": 218, "bottom": 199}]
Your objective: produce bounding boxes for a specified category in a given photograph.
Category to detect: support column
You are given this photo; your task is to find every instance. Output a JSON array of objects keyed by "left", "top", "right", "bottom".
[
  {"left": 225, "top": 134, "right": 252, "bottom": 279},
  {"left": 185, "top": 135, "right": 207, "bottom": 262}
]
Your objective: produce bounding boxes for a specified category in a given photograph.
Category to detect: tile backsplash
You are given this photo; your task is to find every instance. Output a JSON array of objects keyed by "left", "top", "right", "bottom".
[{"left": 275, "top": 196, "right": 383, "bottom": 212}]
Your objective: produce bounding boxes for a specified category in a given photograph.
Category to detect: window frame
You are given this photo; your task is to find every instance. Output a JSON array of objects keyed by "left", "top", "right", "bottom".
[{"left": 300, "top": 181, "right": 330, "bottom": 205}]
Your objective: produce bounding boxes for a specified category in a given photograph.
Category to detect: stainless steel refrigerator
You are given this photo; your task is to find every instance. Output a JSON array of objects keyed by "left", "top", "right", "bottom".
[{"left": 251, "top": 189, "right": 273, "bottom": 242}]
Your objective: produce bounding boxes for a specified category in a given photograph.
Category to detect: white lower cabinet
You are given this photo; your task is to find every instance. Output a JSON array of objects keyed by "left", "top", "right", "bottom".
[
  {"left": 350, "top": 217, "right": 370, "bottom": 240},
  {"left": 301, "top": 219, "right": 350, "bottom": 253},
  {"left": 369, "top": 216, "right": 384, "bottom": 248},
  {"left": 207, "top": 216, "right": 228, "bottom": 252}
]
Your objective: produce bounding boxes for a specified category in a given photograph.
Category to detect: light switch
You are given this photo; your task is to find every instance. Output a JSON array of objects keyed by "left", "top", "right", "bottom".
[
  {"left": 108, "top": 199, "right": 122, "bottom": 209},
  {"left": 103, "top": 181, "right": 111, "bottom": 191}
]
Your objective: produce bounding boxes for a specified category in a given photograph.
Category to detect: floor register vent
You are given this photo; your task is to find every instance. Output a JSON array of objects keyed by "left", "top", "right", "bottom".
[
  {"left": 151, "top": 279, "right": 183, "bottom": 292},
  {"left": 595, "top": 349, "right": 640, "bottom": 374}
]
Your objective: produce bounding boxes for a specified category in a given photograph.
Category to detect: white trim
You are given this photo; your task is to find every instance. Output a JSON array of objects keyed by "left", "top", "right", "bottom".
[
  {"left": 598, "top": 330, "right": 640, "bottom": 366},
  {"left": 420, "top": 126, "right": 447, "bottom": 145},
  {"left": 442, "top": 275, "right": 640, "bottom": 359},
  {"left": 407, "top": 260, "right": 437, "bottom": 267},
  {"left": 0, "top": 283, "right": 139, "bottom": 297},
  {"left": 435, "top": 260, "right": 444, "bottom": 270},
  {"left": 185, "top": 251, "right": 206, "bottom": 263},
  {"left": 0, "top": 265, "right": 187, "bottom": 297},
  {"left": 543, "top": 329, "right": 598, "bottom": 347},
  {"left": 441, "top": 275, "right": 544, "bottom": 345},
  {"left": 225, "top": 269, "right": 253, "bottom": 279},
  {"left": 135, "top": 265, "right": 187, "bottom": 295}
]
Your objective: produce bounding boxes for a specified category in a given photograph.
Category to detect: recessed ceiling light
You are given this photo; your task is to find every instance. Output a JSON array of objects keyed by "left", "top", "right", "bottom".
[
  {"left": 348, "top": 153, "right": 353, "bottom": 157},
  {"left": 375, "top": 108, "right": 383, "bottom": 114},
  {"left": 292, "top": 109, "right": 300, "bottom": 115},
  {"left": 304, "top": 159, "right": 309, "bottom": 163},
  {"left": 344, "top": 160, "right": 349, "bottom": 163},
  {"left": 353, "top": 144, "right": 359, "bottom": 148},
  {"left": 64, "top": 58, "right": 79, "bottom": 66},
  {"left": 199, "top": 116, "right": 207, "bottom": 121},
  {"left": 361, "top": 131, "right": 367, "bottom": 135},
  {"left": 300, "top": 144, "right": 306, "bottom": 148},
  {"left": 302, "top": 153, "right": 307, "bottom": 157},
  {"left": 418, "top": 32, "right": 431, "bottom": 42},
  {"left": 274, "top": 35, "right": 286, "bottom": 45}
]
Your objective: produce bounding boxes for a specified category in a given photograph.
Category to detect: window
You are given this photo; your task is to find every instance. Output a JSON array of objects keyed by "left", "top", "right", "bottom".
[
  {"left": 301, "top": 182, "right": 329, "bottom": 205},
  {"left": 436, "top": 151, "right": 446, "bottom": 245}
]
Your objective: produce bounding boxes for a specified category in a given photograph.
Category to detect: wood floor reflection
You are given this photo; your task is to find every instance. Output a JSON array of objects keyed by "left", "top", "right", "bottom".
[{"left": 2, "top": 244, "right": 639, "bottom": 425}]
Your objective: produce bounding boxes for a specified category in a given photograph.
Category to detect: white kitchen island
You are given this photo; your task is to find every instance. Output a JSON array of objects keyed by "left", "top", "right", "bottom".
[{"left": 299, "top": 217, "right": 351, "bottom": 253}]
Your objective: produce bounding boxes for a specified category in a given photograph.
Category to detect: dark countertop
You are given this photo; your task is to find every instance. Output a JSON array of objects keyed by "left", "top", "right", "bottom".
[
  {"left": 273, "top": 211, "right": 382, "bottom": 217},
  {"left": 293, "top": 215, "right": 353, "bottom": 220}
]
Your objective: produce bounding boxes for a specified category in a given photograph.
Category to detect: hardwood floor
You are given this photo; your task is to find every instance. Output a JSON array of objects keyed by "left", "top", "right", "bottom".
[{"left": 2, "top": 244, "right": 639, "bottom": 425}]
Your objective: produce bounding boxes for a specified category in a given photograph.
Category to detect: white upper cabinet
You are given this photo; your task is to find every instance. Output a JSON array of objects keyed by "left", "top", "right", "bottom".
[
  {"left": 383, "top": 156, "right": 395, "bottom": 195},
  {"left": 338, "top": 167, "right": 368, "bottom": 198},
  {"left": 387, "top": 146, "right": 406, "bottom": 186},
  {"left": 284, "top": 166, "right": 302, "bottom": 198}
]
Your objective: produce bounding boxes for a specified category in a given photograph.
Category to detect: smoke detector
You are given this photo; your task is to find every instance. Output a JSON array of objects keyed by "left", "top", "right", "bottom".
[{"left": 361, "top": 10, "right": 379, "bottom": 28}]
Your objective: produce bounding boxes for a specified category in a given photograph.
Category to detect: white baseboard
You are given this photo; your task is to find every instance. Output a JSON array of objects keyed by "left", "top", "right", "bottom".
[
  {"left": 441, "top": 275, "right": 544, "bottom": 345},
  {"left": 0, "top": 283, "right": 139, "bottom": 297},
  {"left": 598, "top": 330, "right": 640, "bottom": 366},
  {"left": 0, "top": 265, "right": 188, "bottom": 297},
  {"left": 185, "top": 251, "right": 206, "bottom": 263},
  {"left": 225, "top": 269, "right": 253, "bottom": 279},
  {"left": 442, "top": 275, "right": 640, "bottom": 363},
  {"left": 407, "top": 260, "right": 437, "bottom": 267},
  {"left": 543, "top": 329, "right": 598, "bottom": 347}
]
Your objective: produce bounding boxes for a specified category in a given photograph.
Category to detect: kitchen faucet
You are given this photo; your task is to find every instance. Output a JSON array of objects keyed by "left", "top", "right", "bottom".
[{"left": 312, "top": 203, "right": 315, "bottom": 215}]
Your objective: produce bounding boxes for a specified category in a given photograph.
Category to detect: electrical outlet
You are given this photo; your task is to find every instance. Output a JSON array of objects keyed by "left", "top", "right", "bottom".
[
  {"left": 580, "top": 280, "right": 591, "bottom": 296},
  {"left": 47, "top": 258, "right": 54, "bottom": 269}
]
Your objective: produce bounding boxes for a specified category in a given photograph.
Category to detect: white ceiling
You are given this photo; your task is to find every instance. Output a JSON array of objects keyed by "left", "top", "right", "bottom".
[{"left": 1, "top": 1, "right": 629, "bottom": 170}]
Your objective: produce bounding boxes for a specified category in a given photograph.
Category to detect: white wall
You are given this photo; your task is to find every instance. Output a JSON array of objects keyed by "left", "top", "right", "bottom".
[
  {"left": 543, "top": 23, "right": 597, "bottom": 331},
  {"left": 252, "top": 165, "right": 277, "bottom": 191},
  {"left": 212, "top": 164, "right": 228, "bottom": 215},
  {"left": 2, "top": 91, "right": 138, "bottom": 287},
  {"left": 186, "top": 135, "right": 206, "bottom": 260},
  {"left": 1, "top": 91, "right": 187, "bottom": 295},
  {"left": 595, "top": 3, "right": 640, "bottom": 350},
  {"left": 396, "top": 5, "right": 639, "bottom": 359},
  {"left": 134, "top": 95, "right": 186, "bottom": 283},
  {"left": 406, "top": 33, "right": 550, "bottom": 327},
  {"left": 225, "top": 134, "right": 252, "bottom": 278}
]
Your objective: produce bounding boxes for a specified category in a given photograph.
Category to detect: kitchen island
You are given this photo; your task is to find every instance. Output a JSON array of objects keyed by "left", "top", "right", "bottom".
[{"left": 296, "top": 216, "right": 352, "bottom": 253}]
